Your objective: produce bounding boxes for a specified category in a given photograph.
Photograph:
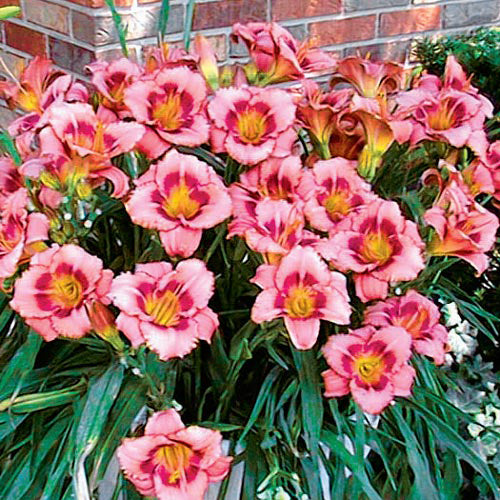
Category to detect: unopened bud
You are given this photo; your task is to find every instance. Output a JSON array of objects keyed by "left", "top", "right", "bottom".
[
  {"left": 194, "top": 34, "right": 219, "bottom": 91},
  {"left": 76, "top": 181, "right": 92, "bottom": 199},
  {"left": 87, "top": 301, "right": 125, "bottom": 351}
]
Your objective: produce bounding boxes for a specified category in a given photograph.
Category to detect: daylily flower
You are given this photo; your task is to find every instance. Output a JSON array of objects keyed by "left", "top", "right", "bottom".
[
  {"left": 396, "top": 56, "right": 493, "bottom": 156},
  {"left": 208, "top": 86, "right": 296, "bottom": 165},
  {"left": 298, "top": 157, "right": 377, "bottom": 233},
  {"left": 322, "top": 325, "right": 416, "bottom": 414},
  {"left": 86, "top": 57, "right": 142, "bottom": 115},
  {"left": 296, "top": 81, "right": 353, "bottom": 159},
  {"left": 117, "top": 409, "right": 232, "bottom": 500},
  {"left": 251, "top": 246, "right": 351, "bottom": 349},
  {"left": 424, "top": 182, "right": 499, "bottom": 275},
  {"left": 38, "top": 103, "right": 145, "bottom": 197},
  {"left": 236, "top": 198, "right": 309, "bottom": 263},
  {"left": 125, "top": 149, "right": 231, "bottom": 258},
  {"left": 330, "top": 56, "right": 406, "bottom": 98},
  {"left": 364, "top": 290, "right": 449, "bottom": 364},
  {"left": 10, "top": 244, "right": 113, "bottom": 341},
  {"left": 0, "top": 188, "right": 49, "bottom": 280},
  {"left": 109, "top": 260, "right": 219, "bottom": 360},
  {"left": 231, "top": 22, "right": 336, "bottom": 84},
  {"left": 2, "top": 58, "right": 88, "bottom": 160},
  {"left": 124, "top": 66, "right": 209, "bottom": 158},
  {"left": 228, "top": 156, "right": 304, "bottom": 238},
  {"left": 318, "top": 199, "right": 425, "bottom": 302}
]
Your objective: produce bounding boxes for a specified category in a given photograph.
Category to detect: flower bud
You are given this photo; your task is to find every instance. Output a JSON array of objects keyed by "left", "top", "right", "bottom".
[
  {"left": 87, "top": 301, "right": 125, "bottom": 351},
  {"left": 194, "top": 35, "right": 219, "bottom": 91}
]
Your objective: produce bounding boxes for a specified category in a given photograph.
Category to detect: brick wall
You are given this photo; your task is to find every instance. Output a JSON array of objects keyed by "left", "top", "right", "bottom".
[{"left": 0, "top": 0, "right": 499, "bottom": 82}]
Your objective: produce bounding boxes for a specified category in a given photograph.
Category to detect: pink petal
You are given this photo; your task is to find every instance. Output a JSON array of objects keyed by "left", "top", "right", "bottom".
[
  {"left": 284, "top": 316, "right": 320, "bottom": 350},
  {"left": 142, "top": 321, "right": 199, "bottom": 360},
  {"left": 168, "top": 259, "right": 215, "bottom": 310},
  {"left": 145, "top": 408, "right": 185, "bottom": 436},
  {"left": 371, "top": 326, "right": 413, "bottom": 370},
  {"left": 51, "top": 306, "right": 92, "bottom": 338},
  {"left": 116, "top": 314, "right": 146, "bottom": 347},
  {"left": 159, "top": 226, "right": 203, "bottom": 258},
  {"left": 322, "top": 368, "right": 350, "bottom": 397},
  {"left": 350, "top": 379, "right": 394, "bottom": 414},
  {"left": 98, "top": 166, "right": 130, "bottom": 198},
  {"left": 353, "top": 274, "right": 388, "bottom": 302},
  {"left": 192, "top": 308, "right": 219, "bottom": 342},
  {"left": 392, "top": 364, "right": 416, "bottom": 397},
  {"left": 251, "top": 289, "right": 281, "bottom": 323}
]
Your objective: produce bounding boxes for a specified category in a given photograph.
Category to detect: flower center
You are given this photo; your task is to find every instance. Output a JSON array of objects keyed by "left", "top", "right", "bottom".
[
  {"left": 354, "top": 354, "right": 384, "bottom": 385},
  {"left": 427, "top": 101, "right": 455, "bottom": 131},
  {"left": 323, "top": 191, "right": 351, "bottom": 220},
  {"left": 155, "top": 443, "right": 193, "bottom": 484},
  {"left": 163, "top": 183, "right": 200, "bottom": 219},
  {"left": 18, "top": 89, "right": 40, "bottom": 113},
  {"left": 360, "top": 232, "right": 392, "bottom": 265},
  {"left": 236, "top": 109, "right": 267, "bottom": 144},
  {"left": 153, "top": 93, "right": 183, "bottom": 131},
  {"left": 145, "top": 290, "right": 180, "bottom": 327},
  {"left": 51, "top": 274, "right": 83, "bottom": 309},
  {"left": 284, "top": 287, "right": 316, "bottom": 318}
]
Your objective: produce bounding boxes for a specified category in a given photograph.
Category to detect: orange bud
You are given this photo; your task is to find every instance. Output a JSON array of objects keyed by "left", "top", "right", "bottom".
[{"left": 87, "top": 301, "right": 124, "bottom": 351}]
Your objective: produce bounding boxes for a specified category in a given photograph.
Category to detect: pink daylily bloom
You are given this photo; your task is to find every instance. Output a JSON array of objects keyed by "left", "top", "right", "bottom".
[
  {"left": 39, "top": 103, "right": 145, "bottom": 197},
  {"left": 424, "top": 182, "right": 499, "bottom": 275},
  {"left": 298, "top": 157, "right": 377, "bottom": 233},
  {"left": 251, "top": 246, "right": 351, "bottom": 349},
  {"left": 364, "top": 290, "right": 449, "bottom": 365},
  {"left": 318, "top": 199, "right": 425, "bottom": 302},
  {"left": 87, "top": 57, "right": 142, "bottom": 115},
  {"left": 117, "top": 409, "right": 232, "bottom": 500},
  {"left": 208, "top": 86, "right": 296, "bottom": 165},
  {"left": 109, "top": 260, "right": 219, "bottom": 360},
  {"left": 330, "top": 56, "right": 406, "bottom": 98},
  {"left": 124, "top": 66, "right": 209, "bottom": 157},
  {"left": 0, "top": 188, "right": 48, "bottom": 279},
  {"left": 231, "top": 22, "right": 336, "bottom": 84},
  {"left": 322, "top": 325, "right": 416, "bottom": 414},
  {"left": 396, "top": 56, "right": 493, "bottom": 155},
  {"left": 125, "top": 149, "right": 231, "bottom": 258},
  {"left": 228, "top": 156, "right": 305, "bottom": 239},
  {"left": 239, "top": 198, "right": 308, "bottom": 263},
  {"left": 10, "top": 244, "right": 113, "bottom": 341}
]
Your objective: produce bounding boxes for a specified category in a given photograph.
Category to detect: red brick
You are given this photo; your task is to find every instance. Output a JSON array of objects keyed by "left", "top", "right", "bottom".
[
  {"left": 380, "top": 7, "right": 441, "bottom": 37},
  {"left": 5, "top": 23, "right": 47, "bottom": 57},
  {"left": 309, "top": 16, "right": 376, "bottom": 46},
  {"left": 0, "top": 0, "right": 20, "bottom": 5},
  {"left": 193, "top": 0, "right": 267, "bottom": 30},
  {"left": 66, "top": 0, "right": 104, "bottom": 6},
  {"left": 271, "top": 0, "right": 341, "bottom": 21}
]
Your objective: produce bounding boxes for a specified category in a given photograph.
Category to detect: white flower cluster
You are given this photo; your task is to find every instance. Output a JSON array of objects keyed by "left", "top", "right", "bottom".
[{"left": 441, "top": 302, "right": 478, "bottom": 364}]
